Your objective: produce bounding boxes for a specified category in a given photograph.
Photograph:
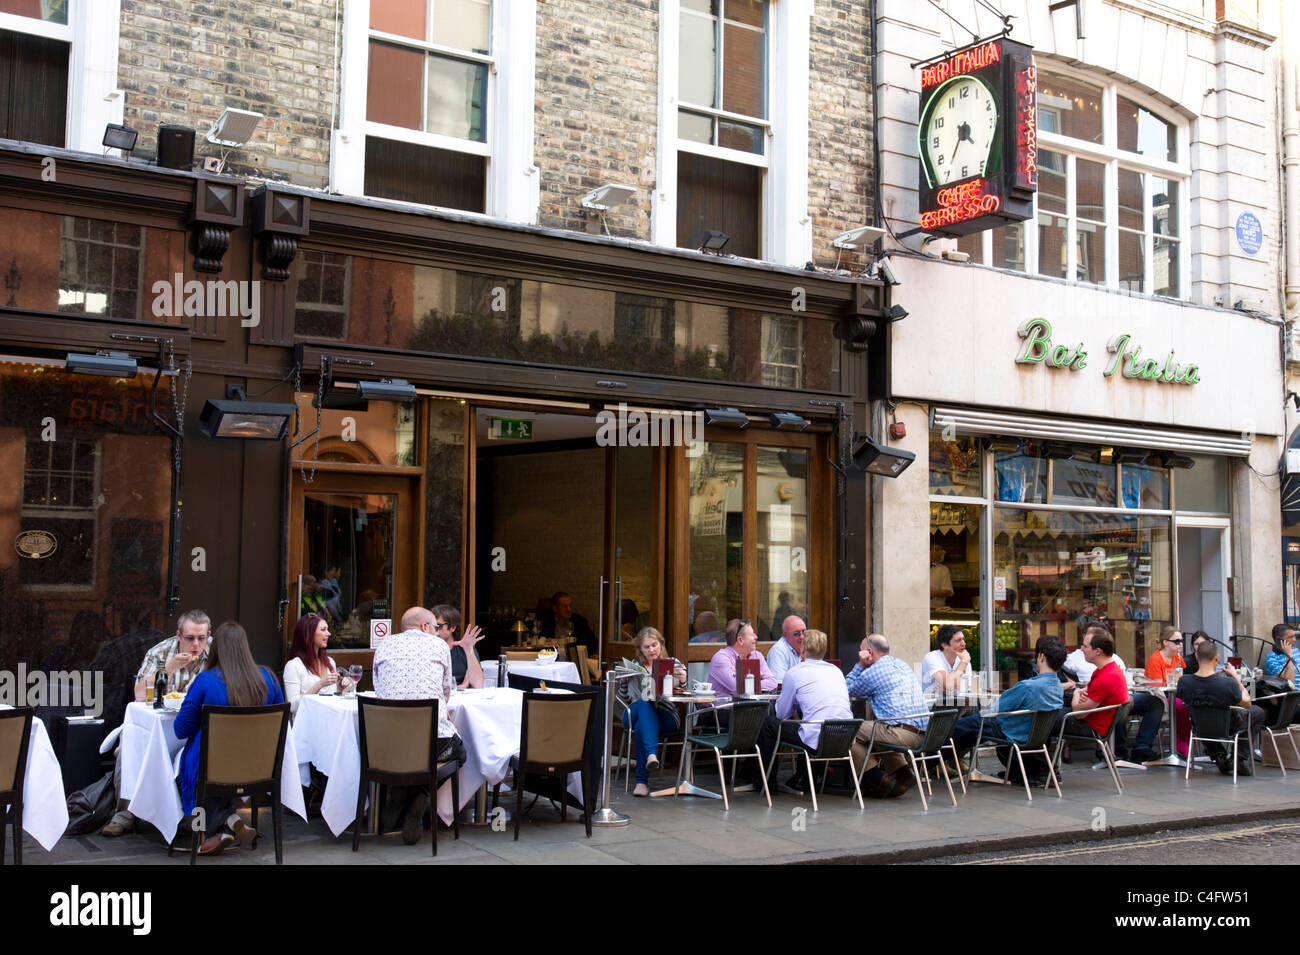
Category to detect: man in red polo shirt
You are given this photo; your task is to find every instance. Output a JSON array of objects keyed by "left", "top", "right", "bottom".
[{"left": 1068, "top": 626, "right": 1129, "bottom": 738}]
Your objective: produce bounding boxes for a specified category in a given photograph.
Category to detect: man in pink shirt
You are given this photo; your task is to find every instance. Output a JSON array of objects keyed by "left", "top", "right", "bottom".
[{"left": 707, "top": 619, "right": 778, "bottom": 702}]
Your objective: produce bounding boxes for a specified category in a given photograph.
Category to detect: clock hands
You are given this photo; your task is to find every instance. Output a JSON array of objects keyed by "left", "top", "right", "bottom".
[{"left": 950, "top": 121, "right": 973, "bottom": 164}]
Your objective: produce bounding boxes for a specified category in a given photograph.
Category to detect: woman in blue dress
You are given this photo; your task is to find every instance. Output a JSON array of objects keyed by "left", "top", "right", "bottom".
[{"left": 173, "top": 620, "right": 284, "bottom": 855}]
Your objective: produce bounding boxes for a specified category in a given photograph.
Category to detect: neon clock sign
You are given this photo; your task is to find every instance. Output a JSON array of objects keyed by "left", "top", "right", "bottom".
[{"left": 917, "top": 37, "right": 1037, "bottom": 236}]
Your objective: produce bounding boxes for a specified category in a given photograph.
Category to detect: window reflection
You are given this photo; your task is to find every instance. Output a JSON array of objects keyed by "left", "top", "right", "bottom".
[
  {"left": 689, "top": 442, "right": 743, "bottom": 642},
  {"left": 756, "top": 446, "right": 807, "bottom": 641},
  {"left": 994, "top": 509, "right": 1170, "bottom": 665},
  {"left": 930, "top": 430, "right": 983, "bottom": 497},
  {"left": 994, "top": 442, "right": 1048, "bottom": 504},
  {"left": 291, "top": 394, "right": 417, "bottom": 467},
  {"left": 295, "top": 254, "right": 832, "bottom": 388},
  {"left": 0, "top": 364, "right": 172, "bottom": 674}
]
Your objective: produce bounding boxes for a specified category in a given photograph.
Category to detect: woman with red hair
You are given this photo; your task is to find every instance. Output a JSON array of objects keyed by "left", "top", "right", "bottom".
[{"left": 283, "top": 613, "right": 339, "bottom": 717}]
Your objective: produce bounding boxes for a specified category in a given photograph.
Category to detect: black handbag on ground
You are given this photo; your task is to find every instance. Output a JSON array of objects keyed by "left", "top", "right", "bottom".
[{"left": 64, "top": 770, "right": 116, "bottom": 836}]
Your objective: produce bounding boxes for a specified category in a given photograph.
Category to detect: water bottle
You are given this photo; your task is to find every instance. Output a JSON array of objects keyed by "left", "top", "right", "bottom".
[
  {"left": 497, "top": 654, "right": 508, "bottom": 688},
  {"left": 744, "top": 672, "right": 755, "bottom": 696}
]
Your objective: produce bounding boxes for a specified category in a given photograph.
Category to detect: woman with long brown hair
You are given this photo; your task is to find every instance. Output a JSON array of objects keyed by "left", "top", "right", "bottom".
[
  {"left": 283, "top": 613, "right": 339, "bottom": 716},
  {"left": 174, "top": 620, "right": 284, "bottom": 855}
]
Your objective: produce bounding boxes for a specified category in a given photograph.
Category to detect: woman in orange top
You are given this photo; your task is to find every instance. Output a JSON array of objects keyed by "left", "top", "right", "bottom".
[
  {"left": 1145, "top": 627, "right": 1186, "bottom": 682},
  {"left": 1145, "top": 626, "right": 1189, "bottom": 757}
]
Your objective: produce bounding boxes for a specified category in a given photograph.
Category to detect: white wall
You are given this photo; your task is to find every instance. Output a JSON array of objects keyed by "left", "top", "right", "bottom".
[
  {"left": 887, "top": 254, "right": 1285, "bottom": 438},
  {"left": 875, "top": 0, "right": 1282, "bottom": 314}
]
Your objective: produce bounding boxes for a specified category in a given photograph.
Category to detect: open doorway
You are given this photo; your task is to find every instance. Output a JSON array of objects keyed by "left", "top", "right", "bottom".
[
  {"left": 471, "top": 407, "right": 663, "bottom": 679},
  {"left": 473, "top": 409, "right": 606, "bottom": 669},
  {"left": 1176, "top": 521, "right": 1230, "bottom": 641}
]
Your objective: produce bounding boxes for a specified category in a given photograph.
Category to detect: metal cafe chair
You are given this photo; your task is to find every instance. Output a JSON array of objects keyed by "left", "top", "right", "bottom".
[
  {"left": 967, "top": 707, "right": 1062, "bottom": 800},
  {"left": 354, "top": 697, "right": 461, "bottom": 855},
  {"left": 858, "top": 708, "right": 961, "bottom": 811},
  {"left": 1049, "top": 701, "right": 1131, "bottom": 795},
  {"left": 176, "top": 703, "right": 290, "bottom": 865},
  {"left": 1184, "top": 704, "right": 1252, "bottom": 784},
  {"left": 678, "top": 700, "right": 771, "bottom": 811},
  {"left": 1257, "top": 690, "right": 1300, "bottom": 778},
  {"left": 765, "top": 718, "right": 864, "bottom": 810},
  {"left": 0, "top": 707, "right": 34, "bottom": 866}
]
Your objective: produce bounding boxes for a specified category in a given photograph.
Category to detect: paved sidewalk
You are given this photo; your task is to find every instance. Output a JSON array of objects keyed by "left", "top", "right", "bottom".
[{"left": 26, "top": 756, "right": 1300, "bottom": 865}]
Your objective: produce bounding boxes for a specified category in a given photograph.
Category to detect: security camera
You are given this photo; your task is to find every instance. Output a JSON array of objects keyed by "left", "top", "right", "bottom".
[{"left": 874, "top": 257, "right": 900, "bottom": 287}]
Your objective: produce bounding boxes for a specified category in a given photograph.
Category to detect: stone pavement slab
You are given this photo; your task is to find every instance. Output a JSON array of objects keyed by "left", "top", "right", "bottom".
[{"left": 22, "top": 757, "right": 1300, "bottom": 865}]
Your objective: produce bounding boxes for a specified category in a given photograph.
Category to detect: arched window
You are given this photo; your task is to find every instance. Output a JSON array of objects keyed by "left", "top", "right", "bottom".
[{"left": 957, "top": 66, "right": 1189, "bottom": 299}]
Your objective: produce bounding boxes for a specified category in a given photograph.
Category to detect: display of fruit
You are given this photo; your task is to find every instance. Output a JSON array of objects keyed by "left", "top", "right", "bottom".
[{"left": 995, "top": 620, "right": 1020, "bottom": 650}]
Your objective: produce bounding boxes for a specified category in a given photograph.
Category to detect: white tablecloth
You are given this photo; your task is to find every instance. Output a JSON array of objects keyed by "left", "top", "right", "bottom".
[
  {"left": 292, "top": 688, "right": 584, "bottom": 834},
  {"left": 0, "top": 706, "right": 68, "bottom": 852},
  {"left": 482, "top": 659, "right": 582, "bottom": 687},
  {"left": 447, "top": 688, "right": 584, "bottom": 821},
  {"left": 122, "top": 702, "right": 307, "bottom": 842}
]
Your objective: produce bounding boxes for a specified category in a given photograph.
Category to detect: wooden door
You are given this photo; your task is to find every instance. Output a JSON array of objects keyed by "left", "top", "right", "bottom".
[{"left": 286, "top": 469, "right": 421, "bottom": 668}]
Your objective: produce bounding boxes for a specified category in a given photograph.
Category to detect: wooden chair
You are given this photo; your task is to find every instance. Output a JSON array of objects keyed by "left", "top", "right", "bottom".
[
  {"left": 354, "top": 697, "right": 460, "bottom": 854},
  {"left": 180, "top": 703, "right": 290, "bottom": 865},
  {"left": 572, "top": 646, "right": 593, "bottom": 685},
  {"left": 0, "top": 708, "right": 34, "bottom": 865},
  {"left": 492, "top": 690, "right": 596, "bottom": 840}
]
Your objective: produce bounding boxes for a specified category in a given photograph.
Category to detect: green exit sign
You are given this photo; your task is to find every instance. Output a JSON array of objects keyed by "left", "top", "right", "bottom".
[{"left": 488, "top": 417, "right": 533, "bottom": 440}]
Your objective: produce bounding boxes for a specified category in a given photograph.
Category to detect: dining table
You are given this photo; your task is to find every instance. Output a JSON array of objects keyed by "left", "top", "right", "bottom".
[
  {"left": 649, "top": 691, "right": 782, "bottom": 799},
  {"left": 0, "top": 704, "right": 68, "bottom": 852},
  {"left": 481, "top": 658, "right": 582, "bottom": 687},
  {"left": 1127, "top": 677, "right": 1193, "bottom": 770},
  {"left": 121, "top": 701, "right": 307, "bottom": 843},
  {"left": 292, "top": 687, "right": 584, "bottom": 836}
]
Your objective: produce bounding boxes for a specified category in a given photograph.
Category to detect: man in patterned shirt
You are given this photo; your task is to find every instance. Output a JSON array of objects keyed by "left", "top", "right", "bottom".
[
  {"left": 845, "top": 633, "right": 928, "bottom": 798},
  {"left": 133, "top": 610, "right": 212, "bottom": 700},
  {"left": 372, "top": 606, "right": 466, "bottom": 844},
  {"left": 102, "top": 609, "right": 211, "bottom": 837}
]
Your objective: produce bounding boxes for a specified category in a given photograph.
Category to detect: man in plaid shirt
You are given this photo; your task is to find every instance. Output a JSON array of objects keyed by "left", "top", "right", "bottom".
[
  {"left": 845, "top": 634, "right": 928, "bottom": 798},
  {"left": 101, "top": 610, "right": 211, "bottom": 837}
]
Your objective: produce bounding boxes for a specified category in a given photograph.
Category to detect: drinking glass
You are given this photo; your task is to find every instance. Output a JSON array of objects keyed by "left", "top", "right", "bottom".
[{"left": 348, "top": 664, "right": 364, "bottom": 694}]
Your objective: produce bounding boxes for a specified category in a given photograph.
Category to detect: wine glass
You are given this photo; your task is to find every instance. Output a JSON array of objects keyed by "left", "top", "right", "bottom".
[{"left": 348, "top": 664, "right": 363, "bottom": 694}]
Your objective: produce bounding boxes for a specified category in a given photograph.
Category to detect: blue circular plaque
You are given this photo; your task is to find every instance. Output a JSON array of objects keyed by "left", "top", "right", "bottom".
[{"left": 1235, "top": 212, "right": 1262, "bottom": 255}]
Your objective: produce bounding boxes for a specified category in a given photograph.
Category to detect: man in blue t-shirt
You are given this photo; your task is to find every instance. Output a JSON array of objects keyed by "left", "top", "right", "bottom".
[{"left": 1263, "top": 622, "right": 1299, "bottom": 683}]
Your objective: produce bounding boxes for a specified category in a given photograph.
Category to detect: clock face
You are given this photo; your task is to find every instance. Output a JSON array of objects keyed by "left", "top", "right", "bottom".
[{"left": 922, "top": 75, "right": 999, "bottom": 187}]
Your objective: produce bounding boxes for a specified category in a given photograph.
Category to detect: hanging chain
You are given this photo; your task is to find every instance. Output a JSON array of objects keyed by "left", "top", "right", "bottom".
[
  {"left": 164, "top": 339, "right": 191, "bottom": 472},
  {"left": 298, "top": 355, "right": 326, "bottom": 485}
]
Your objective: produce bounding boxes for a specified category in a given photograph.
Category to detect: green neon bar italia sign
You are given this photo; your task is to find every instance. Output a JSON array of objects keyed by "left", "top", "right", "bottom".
[{"left": 1014, "top": 318, "right": 1200, "bottom": 385}]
